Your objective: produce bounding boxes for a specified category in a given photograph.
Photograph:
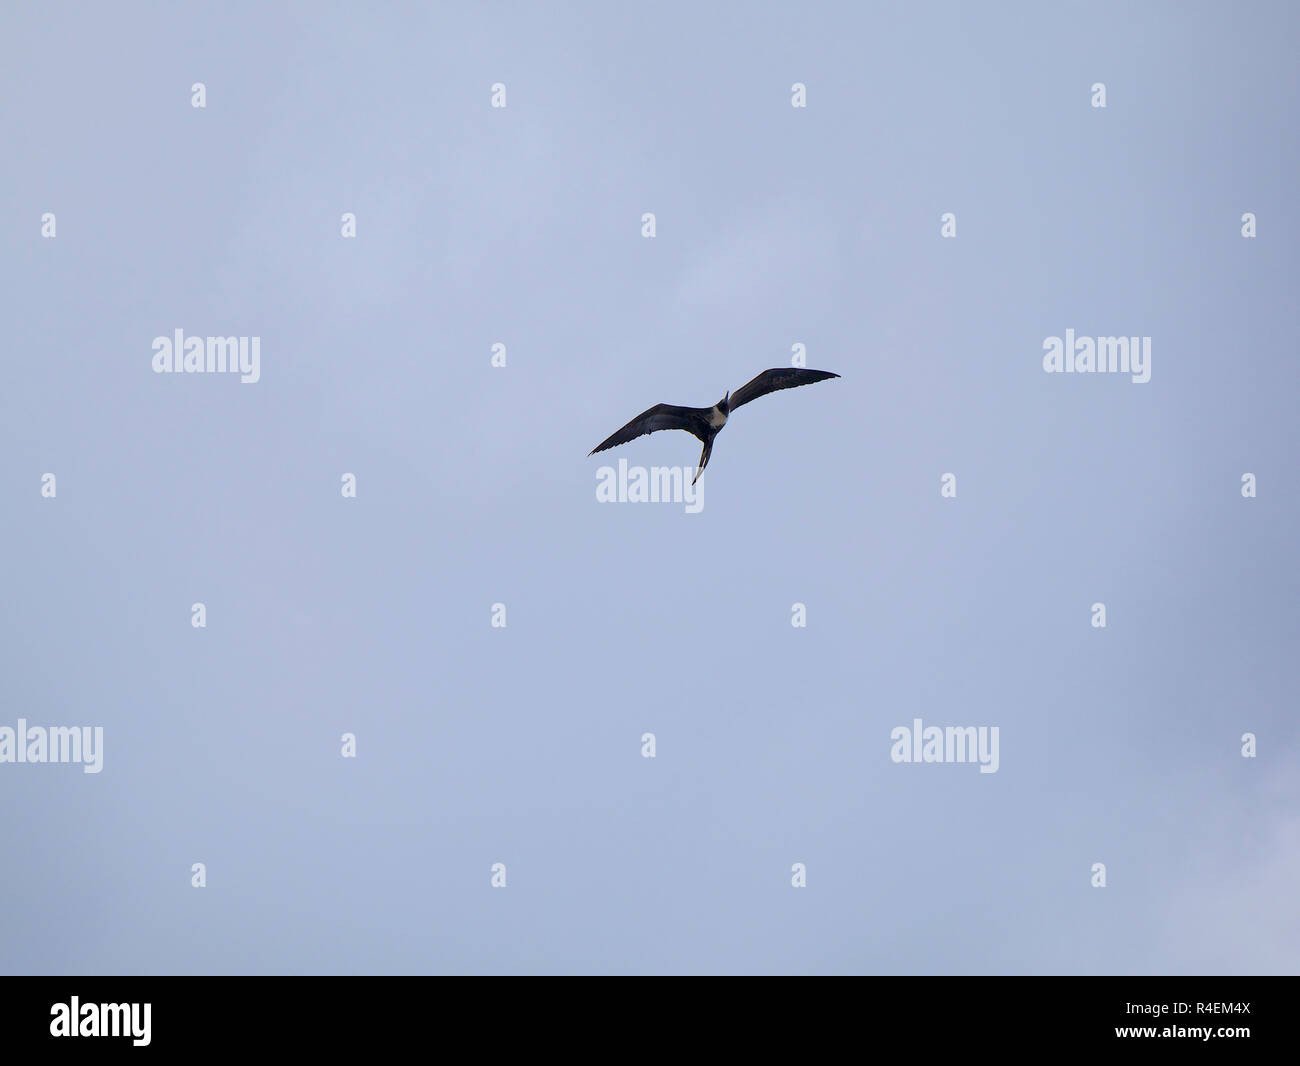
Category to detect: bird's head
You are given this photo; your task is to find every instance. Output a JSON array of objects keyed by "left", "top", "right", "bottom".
[{"left": 719, "top": 390, "right": 731, "bottom": 414}]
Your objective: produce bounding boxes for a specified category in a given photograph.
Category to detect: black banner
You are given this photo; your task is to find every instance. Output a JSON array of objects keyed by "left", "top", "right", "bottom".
[{"left": 0, "top": 977, "right": 1284, "bottom": 1054}]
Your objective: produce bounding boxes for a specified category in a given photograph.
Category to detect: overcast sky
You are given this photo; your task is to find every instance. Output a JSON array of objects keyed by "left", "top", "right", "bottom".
[{"left": 1, "top": 1, "right": 1296, "bottom": 974}]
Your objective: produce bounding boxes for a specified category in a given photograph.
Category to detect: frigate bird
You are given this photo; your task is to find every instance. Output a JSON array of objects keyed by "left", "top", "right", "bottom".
[{"left": 588, "top": 368, "right": 839, "bottom": 484}]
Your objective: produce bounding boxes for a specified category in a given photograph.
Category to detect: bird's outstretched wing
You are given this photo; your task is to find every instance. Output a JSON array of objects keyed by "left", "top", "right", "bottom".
[
  {"left": 728, "top": 368, "right": 840, "bottom": 411},
  {"left": 588, "top": 403, "right": 711, "bottom": 455}
]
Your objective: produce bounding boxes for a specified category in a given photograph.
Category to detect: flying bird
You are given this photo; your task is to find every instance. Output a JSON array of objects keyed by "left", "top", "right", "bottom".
[{"left": 588, "top": 367, "right": 840, "bottom": 484}]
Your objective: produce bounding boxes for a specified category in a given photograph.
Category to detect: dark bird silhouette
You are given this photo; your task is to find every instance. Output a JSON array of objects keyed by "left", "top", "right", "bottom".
[{"left": 588, "top": 368, "right": 839, "bottom": 484}]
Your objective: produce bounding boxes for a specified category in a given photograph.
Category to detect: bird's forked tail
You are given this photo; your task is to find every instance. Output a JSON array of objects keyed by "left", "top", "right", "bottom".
[{"left": 692, "top": 439, "right": 714, "bottom": 486}]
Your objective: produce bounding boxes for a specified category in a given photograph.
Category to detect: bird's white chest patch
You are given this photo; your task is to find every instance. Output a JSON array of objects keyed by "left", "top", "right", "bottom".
[{"left": 708, "top": 406, "right": 728, "bottom": 429}]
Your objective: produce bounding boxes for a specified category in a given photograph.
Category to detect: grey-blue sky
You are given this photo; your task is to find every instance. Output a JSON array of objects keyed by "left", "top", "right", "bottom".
[{"left": 1, "top": 1, "right": 1296, "bottom": 974}]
